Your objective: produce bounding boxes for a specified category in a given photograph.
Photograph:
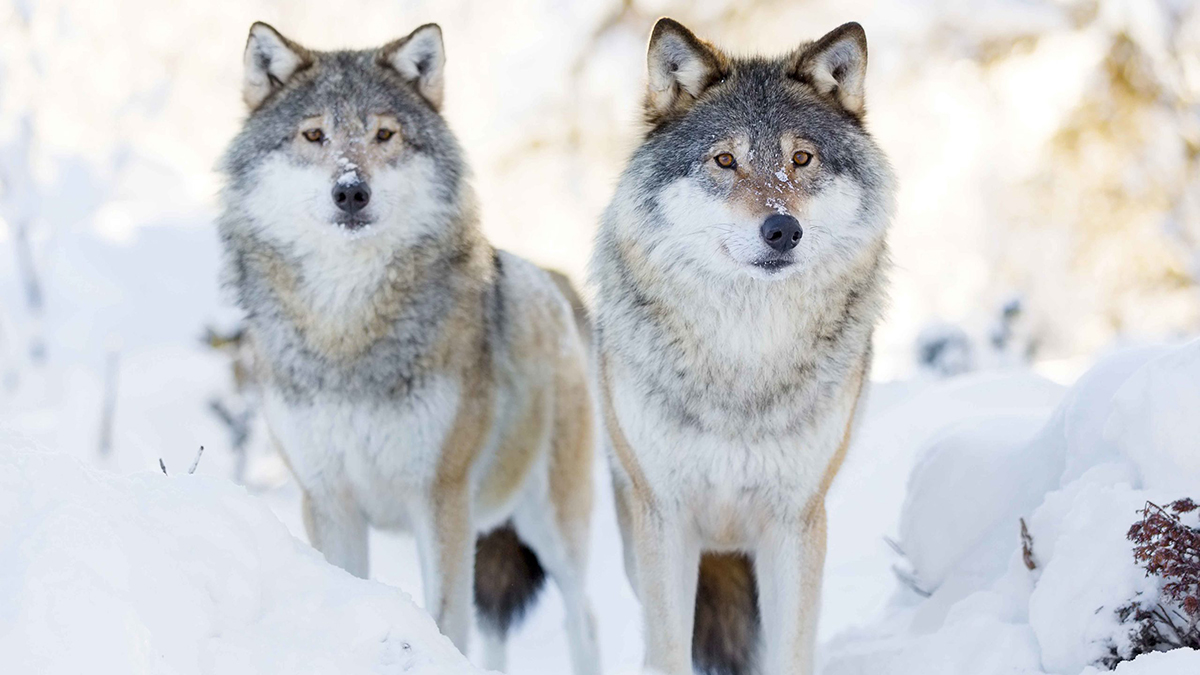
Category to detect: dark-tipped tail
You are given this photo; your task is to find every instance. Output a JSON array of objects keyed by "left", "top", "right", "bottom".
[
  {"left": 693, "top": 552, "right": 760, "bottom": 675},
  {"left": 474, "top": 522, "right": 547, "bottom": 637}
]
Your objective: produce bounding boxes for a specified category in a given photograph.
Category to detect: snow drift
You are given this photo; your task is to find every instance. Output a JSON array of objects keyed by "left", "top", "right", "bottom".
[
  {"left": 822, "top": 339, "right": 1200, "bottom": 675},
  {"left": 0, "top": 448, "right": 483, "bottom": 675}
]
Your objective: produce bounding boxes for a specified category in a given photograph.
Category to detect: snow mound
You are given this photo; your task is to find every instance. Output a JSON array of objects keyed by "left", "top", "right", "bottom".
[
  {"left": 0, "top": 448, "right": 483, "bottom": 675},
  {"left": 1081, "top": 649, "right": 1200, "bottom": 674},
  {"left": 821, "top": 371, "right": 1065, "bottom": 639},
  {"left": 898, "top": 410, "right": 1051, "bottom": 595},
  {"left": 824, "top": 339, "right": 1200, "bottom": 675},
  {"left": 1027, "top": 475, "right": 1160, "bottom": 672},
  {"left": 1105, "top": 344, "right": 1200, "bottom": 493}
]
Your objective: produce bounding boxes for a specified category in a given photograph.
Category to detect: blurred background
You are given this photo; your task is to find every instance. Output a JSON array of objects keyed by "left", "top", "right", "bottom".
[
  {"left": 2, "top": 0, "right": 1198, "bottom": 671},
  {"left": 4, "top": 0, "right": 1200, "bottom": 388}
]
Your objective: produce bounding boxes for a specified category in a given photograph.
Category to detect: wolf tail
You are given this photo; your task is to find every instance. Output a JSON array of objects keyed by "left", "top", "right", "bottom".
[
  {"left": 474, "top": 521, "right": 547, "bottom": 638},
  {"left": 693, "top": 552, "right": 760, "bottom": 675}
]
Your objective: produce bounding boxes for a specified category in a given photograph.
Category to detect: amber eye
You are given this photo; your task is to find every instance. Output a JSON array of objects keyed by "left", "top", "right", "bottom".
[
  {"left": 302, "top": 128, "right": 325, "bottom": 143},
  {"left": 792, "top": 150, "right": 814, "bottom": 167},
  {"left": 714, "top": 153, "right": 737, "bottom": 169},
  {"left": 376, "top": 128, "right": 395, "bottom": 142}
]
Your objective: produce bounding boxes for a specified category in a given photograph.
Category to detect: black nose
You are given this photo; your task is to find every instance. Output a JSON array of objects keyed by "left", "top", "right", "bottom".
[
  {"left": 332, "top": 179, "right": 371, "bottom": 214},
  {"left": 760, "top": 213, "right": 802, "bottom": 253}
]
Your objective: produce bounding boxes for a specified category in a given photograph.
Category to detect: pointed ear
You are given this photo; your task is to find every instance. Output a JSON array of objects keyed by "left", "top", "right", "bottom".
[
  {"left": 242, "top": 22, "right": 313, "bottom": 111},
  {"left": 790, "top": 22, "right": 869, "bottom": 117},
  {"left": 644, "top": 18, "right": 728, "bottom": 123},
  {"left": 379, "top": 24, "right": 446, "bottom": 110}
]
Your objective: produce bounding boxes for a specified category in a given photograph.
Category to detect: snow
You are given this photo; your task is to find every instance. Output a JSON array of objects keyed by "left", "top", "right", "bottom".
[
  {"left": 898, "top": 410, "right": 1051, "bottom": 593},
  {"left": 823, "top": 339, "right": 1200, "bottom": 675},
  {"left": 821, "top": 370, "right": 1065, "bottom": 640},
  {"left": 1105, "top": 345, "right": 1200, "bottom": 493},
  {"left": 0, "top": 448, "right": 482, "bottom": 675},
  {"left": 1081, "top": 649, "right": 1200, "bottom": 674},
  {"left": 1027, "top": 477, "right": 1155, "bottom": 672},
  {"left": 1049, "top": 345, "right": 1172, "bottom": 487}
]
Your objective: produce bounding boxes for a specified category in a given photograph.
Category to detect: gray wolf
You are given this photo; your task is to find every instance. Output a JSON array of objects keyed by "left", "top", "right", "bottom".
[
  {"left": 216, "top": 22, "right": 599, "bottom": 674},
  {"left": 590, "top": 18, "right": 894, "bottom": 675}
]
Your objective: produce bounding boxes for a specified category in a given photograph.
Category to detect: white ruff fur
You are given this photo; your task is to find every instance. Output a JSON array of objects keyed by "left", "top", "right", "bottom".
[
  {"left": 264, "top": 378, "right": 462, "bottom": 527},
  {"left": 609, "top": 364, "right": 857, "bottom": 542}
]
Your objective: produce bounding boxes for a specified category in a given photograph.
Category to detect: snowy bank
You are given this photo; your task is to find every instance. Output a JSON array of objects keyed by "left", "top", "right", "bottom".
[
  {"left": 822, "top": 340, "right": 1200, "bottom": 675},
  {"left": 0, "top": 448, "right": 483, "bottom": 675}
]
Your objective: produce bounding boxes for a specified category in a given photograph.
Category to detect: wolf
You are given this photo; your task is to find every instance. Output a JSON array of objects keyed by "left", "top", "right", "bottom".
[
  {"left": 217, "top": 22, "right": 599, "bottom": 674},
  {"left": 590, "top": 18, "right": 894, "bottom": 675}
]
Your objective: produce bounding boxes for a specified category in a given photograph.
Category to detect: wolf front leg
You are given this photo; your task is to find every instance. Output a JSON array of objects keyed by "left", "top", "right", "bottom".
[
  {"left": 625, "top": 488, "right": 701, "bottom": 675},
  {"left": 411, "top": 478, "right": 475, "bottom": 652},
  {"left": 755, "top": 503, "right": 828, "bottom": 675},
  {"left": 302, "top": 489, "right": 369, "bottom": 578}
]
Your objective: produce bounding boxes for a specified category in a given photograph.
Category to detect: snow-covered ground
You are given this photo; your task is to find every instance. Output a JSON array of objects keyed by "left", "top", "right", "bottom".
[
  {"left": 822, "top": 340, "right": 1200, "bottom": 675},
  {"left": 3, "top": 219, "right": 1199, "bottom": 674},
  {"left": 0, "top": 449, "right": 482, "bottom": 675}
]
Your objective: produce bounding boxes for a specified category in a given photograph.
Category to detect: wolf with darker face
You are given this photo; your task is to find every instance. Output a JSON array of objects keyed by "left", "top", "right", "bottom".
[
  {"left": 591, "top": 18, "right": 894, "bottom": 675},
  {"left": 218, "top": 22, "right": 599, "bottom": 674}
]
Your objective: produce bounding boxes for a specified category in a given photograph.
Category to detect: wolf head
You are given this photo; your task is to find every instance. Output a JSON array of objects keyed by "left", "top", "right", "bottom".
[
  {"left": 220, "top": 22, "right": 468, "bottom": 254},
  {"left": 604, "top": 19, "right": 894, "bottom": 287}
]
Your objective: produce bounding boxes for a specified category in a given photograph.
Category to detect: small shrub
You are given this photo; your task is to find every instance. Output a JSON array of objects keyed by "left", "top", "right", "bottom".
[{"left": 1102, "top": 499, "right": 1200, "bottom": 668}]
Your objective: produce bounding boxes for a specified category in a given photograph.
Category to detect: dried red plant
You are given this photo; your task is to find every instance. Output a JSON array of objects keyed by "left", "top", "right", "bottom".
[
  {"left": 1129, "top": 499, "right": 1200, "bottom": 620},
  {"left": 1102, "top": 499, "right": 1200, "bottom": 668}
]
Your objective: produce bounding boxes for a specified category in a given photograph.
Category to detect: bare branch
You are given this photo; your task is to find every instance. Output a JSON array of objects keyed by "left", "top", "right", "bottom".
[
  {"left": 1021, "top": 518, "right": 1038, "bottom": 571},
  {"left": 188, "top": 446, "right": 204, "bottom": 474}
]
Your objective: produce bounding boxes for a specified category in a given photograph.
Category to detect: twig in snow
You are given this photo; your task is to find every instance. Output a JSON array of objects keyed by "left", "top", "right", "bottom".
[
  {"left": 884, "top": 536, "right": 933, "bottom": 597},
  {"left": 1020, "top": 518, "right": 1038, "bottom": 571},
  {"left": 891, "top": 564, "right": 932, "bottom": 598},
  {"left": 188, "top": 446, "right": 204, "bottom": 474}
]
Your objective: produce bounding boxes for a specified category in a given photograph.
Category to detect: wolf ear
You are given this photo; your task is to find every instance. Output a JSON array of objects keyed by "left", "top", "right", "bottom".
[
  {"left": 790, "top": 22, "right": 868, "bottom": 117},
  {"left": 242, "top": 22, "right": 313, "bottom": 111},
  {"left": 379, "top": 24, "right": 446, "bottom": 110},
  {"left": 644, "top": 18, "right": 727, "bottom": 123}
]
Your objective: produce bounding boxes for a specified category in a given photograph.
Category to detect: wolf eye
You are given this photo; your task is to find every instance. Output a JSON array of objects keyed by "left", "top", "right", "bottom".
[
  {"left": 376, "top": 128, "right": 395, "bottom": 142},
  {"left": 793, "top": 151, "right": 814, "bottom": 167},
  {"left": 302, "top": 129, "right": 325, "bottom": 143},
  {"left": 714, "top": 153, "right": 737, "bottom": 169}
]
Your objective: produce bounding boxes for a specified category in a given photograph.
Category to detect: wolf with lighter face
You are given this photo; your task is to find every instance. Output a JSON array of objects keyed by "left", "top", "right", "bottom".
[
  {"left": 592, "top": 19, "right": 894, "bottom": 675},
  {"left": 218, "top": 23, "right": 599, "bottom": 673}
]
